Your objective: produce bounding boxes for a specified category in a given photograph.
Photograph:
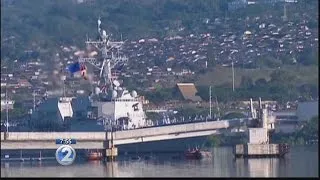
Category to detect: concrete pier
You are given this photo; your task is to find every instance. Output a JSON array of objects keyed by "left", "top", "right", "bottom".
[
  {"left": 234, "top": 98, "right": 289, "bottom": 158},
  {"left": 106, "top": 147, "right": 118, "bottom": 161},
  {"left": 105, "top": 131, "right": 118, "bottom": 161},
  {"left": 234, "top": 143, "right": 289, "bottom": 158}
]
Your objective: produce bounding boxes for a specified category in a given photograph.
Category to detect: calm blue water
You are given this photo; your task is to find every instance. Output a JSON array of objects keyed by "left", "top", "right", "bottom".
[{"left": 1, "top": 145, "right": 318, "bottom": 177}]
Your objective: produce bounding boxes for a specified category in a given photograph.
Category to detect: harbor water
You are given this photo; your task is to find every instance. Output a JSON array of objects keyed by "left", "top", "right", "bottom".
[{"left": 1, "top": 145, "right": 318, "bottom": 177}]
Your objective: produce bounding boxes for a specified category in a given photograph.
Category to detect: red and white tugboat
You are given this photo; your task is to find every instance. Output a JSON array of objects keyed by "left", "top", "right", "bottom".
[{"left": 85, "top": 149, "right": 103, "bottom": 161}]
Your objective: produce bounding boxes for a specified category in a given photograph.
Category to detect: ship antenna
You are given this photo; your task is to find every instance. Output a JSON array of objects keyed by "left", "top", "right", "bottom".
[
  {"left": 209, "top": 85, "right": 212, "bottom": 121},
  {"left": 216, "top": 96, "right": 220, "bottom": 121},
  {"left": 98, "top": 16, "right": 102, "bottom": 34},
  {"left": 5, "top": 83, "right": 9, "bottom": 139}
]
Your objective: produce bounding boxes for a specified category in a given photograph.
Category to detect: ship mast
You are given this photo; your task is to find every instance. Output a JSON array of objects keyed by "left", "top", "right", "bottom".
[
  {"left": 209, "top": 86, "right": 212, "bottom": 121},
  {"left": 78, "top": 17, "right": 131, "bottom": 132},
  {"left": 78, "top": 17, "right": 127, "bottom": 100},
  {"left": 232, "top": 60, "right": 235, "bottom": 92},
  {"left": 5, "top": 85, "right": 9, "bottom": 139},
  {"left": 216, "top": 96, "right": 220, "bottom": 121},
  {"left": 33, "top": 90, "right": 37, "bottom": 112}
]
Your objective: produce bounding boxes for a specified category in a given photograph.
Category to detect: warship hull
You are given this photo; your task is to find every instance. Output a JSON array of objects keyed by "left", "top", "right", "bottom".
[
  {"left": 112, "top": 135, "right": 208, "bottom": 154},
  {"left": 0, "top": 135, "right": 209, "bottom": 159}
]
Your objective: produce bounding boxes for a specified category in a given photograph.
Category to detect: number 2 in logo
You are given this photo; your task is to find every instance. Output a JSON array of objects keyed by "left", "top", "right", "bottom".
[{"left": 56, "top": 145, "right": 76, "bottom": 166}]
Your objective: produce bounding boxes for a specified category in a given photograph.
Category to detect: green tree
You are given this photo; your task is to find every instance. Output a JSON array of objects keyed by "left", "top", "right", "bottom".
[
  {"left": 270, "top": 70, "right": 296, "bottom": 84},
  {"left": 271, "top": 116, "right": 318, "bottom": 144},
  {"left": 143, "top": 87, "right": 181, "bottom": 104},
  {"left": 254, "top": 78, "right": 268, "bottom": 87},
  {"left": 146, "top": 112, "right": 162, "bottom": 121},
  {"left": 222, "top": 112, "right": 246, "bottom": 119},
  {"left": 298, "top": 84, "right": 318, "bottom": 99},
  {"left": 196, "top": 85, "right": 210, "bottom": 101},
  {"left": 300, "top": 116, "right": 318, "bottom": 140},
  {"left": 206, "top": 47, "right": 216, "bottom": 68},
  {"left": 206, "top": 135, "right": 221, "bottom": 147},
  {"left": 240, "top": 76, "right": 253, "bottom": 89},
  {"left": 297, "top": 48, "right": 318, "bottom": 66},
  {"left": 265, "top": 57, "right": 282, "bottom": 68}
]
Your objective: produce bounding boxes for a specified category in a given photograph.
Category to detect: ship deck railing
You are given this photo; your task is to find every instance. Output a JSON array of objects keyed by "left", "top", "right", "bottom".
[{"left": 110, "top": 118, "right": 227, "bottom": 132}]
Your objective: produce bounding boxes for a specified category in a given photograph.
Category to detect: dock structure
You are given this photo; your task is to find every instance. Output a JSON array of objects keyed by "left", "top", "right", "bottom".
[
  {"left": 1, "top": 150, "right": 56, "bottom": 162},
  {"left": 235, "top": 143, "right": 290, "bottom": 158},
  {"left": 1, "top": 119, "right": 249, "bottom": 151},
  {"left": 105, "top": 128, "right": 117, "bottom": 161},
  {"left": 234, "top": 98, "right": 290, "bottom": 158}
]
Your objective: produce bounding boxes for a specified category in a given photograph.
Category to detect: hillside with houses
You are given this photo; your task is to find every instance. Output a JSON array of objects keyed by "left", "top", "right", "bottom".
[{"left": 1, "top": 0, "right": 318, "bottom": 127}]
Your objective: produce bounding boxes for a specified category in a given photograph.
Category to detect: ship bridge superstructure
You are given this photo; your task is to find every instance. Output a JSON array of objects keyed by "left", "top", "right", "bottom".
[{"left": 79, "top": 17, "right": 146, "bottom": 130}]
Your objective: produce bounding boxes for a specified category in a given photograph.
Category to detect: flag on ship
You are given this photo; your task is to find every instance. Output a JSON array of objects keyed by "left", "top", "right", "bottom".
[
  {"left": 67, "top": 61, "right": 88, "bottom": 80},
  {"left": 67, "top": 61, "right": 81, "bottom": 73}
]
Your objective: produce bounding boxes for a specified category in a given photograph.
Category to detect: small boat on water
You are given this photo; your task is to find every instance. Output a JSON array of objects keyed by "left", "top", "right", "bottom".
[
  {"left": 184, "top": 148, "right": 203, "bottom": 160},
  {"left": 184, "top": 147, "right": 213, "bottom": 160},
  {"left": 85, "top": 150, "right": 103, "bottom": 161},
  {"left": 144, "top": 154, "right": 157, "bottom": 161},
  {"left": 130, "top": 156, "right": 141, "bottom": 161}
]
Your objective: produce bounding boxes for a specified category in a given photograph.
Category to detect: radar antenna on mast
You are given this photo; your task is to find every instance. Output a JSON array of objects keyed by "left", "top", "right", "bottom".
[{"left": 78, "top": 17, "right": 128, "bottom": 101}]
